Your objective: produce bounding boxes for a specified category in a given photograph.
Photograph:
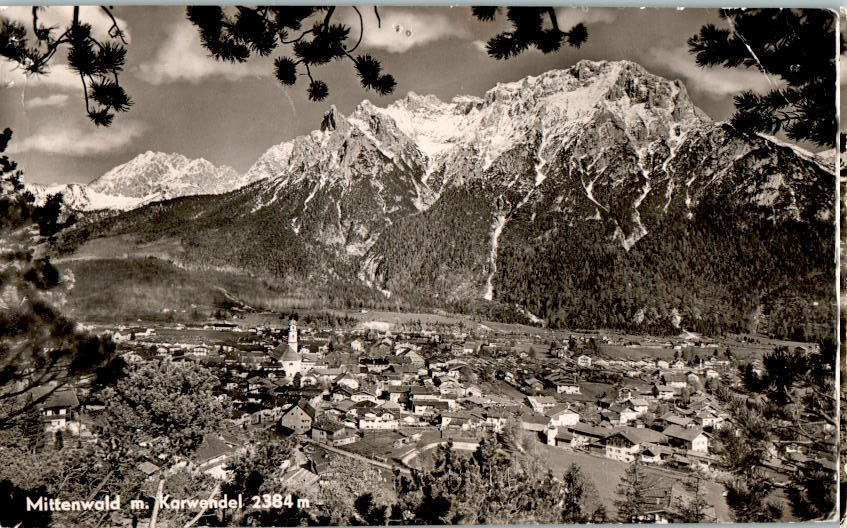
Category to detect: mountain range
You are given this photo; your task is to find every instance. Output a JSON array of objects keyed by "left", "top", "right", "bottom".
[
  {"left": 53, "top": 60, "right": 836, "bottom": 339},
  {"left": 27, "top": 151, "right": 254, "bottom": 211}
]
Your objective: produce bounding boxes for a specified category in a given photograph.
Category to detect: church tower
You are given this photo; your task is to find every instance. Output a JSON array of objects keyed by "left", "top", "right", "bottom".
[
  {"left": 281, "top": 316, "right": 302, "bottom": 379},
  {"left": 288, "top": 317, "right": 298, "bottom": 354}
]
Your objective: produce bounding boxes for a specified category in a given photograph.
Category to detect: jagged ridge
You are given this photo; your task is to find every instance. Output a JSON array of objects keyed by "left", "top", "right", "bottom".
[{"left": 55, "top": 60, "right": 835, "bottom": 338}]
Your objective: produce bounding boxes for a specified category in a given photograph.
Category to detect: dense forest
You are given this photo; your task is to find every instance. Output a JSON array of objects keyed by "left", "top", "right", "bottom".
[
  {"left": 53, "top": 167, "right": 834, "bottom": 342},
  {"left": 492, "top": 189, "right": 834, "bottom": 340}
]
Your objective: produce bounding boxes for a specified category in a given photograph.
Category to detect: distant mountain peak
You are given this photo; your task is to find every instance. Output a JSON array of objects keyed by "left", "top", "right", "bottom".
[
  {"left": 27, "top": 151, "right": 261, "bottom": 212},
  {"left": 88, "top": 151, "right": 251, "bottom": 199}
]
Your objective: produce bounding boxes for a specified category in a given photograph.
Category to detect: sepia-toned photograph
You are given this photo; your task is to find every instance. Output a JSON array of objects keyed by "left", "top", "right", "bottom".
[{"left": 0, "top": 5, "right": 840, "bottom": 526}]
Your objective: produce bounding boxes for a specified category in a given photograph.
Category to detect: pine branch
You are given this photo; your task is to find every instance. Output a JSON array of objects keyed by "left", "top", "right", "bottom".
[
  {"left": 100, "top": 7, "right": 128, "bottom": 44},
  {"left": 348, "top": 7, "right": 364, "bottom": 53}
]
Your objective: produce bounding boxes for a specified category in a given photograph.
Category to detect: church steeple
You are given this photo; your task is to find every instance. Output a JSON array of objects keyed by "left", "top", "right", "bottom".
[
  {"left": 288, "top": 316, "right": 298, "bottom": 354},
  {"left": 280, "top": 315, "right": 302, "bottom": 380}
]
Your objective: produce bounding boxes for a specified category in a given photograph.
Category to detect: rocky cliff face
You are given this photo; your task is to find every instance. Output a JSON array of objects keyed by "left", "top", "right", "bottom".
[{"left": 243, "top": 60, "right": 829, "bottom": 255}]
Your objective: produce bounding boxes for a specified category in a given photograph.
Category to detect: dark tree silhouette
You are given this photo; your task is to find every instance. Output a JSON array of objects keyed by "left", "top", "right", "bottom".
[
  {"left": 0, "top": 128, "right": 121, "bottom": 429},
  {"left": 186, "top": 6, "right": 395, "bottom": 102},
  {"left": 0, "top": 7, "right": 131, "bottom": 126},
  {"left": 688, "top": 9, "right": 841, "bottom": 148},
  {"left": 472, "top": 7, "right": 587, "bottom": 58},
  {"left": 3, "top": 6, "right": 590, "bottom": 116}
]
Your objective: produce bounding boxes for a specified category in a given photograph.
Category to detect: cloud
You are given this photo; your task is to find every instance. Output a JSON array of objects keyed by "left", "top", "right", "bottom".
[
  {"left": 553, "top": 8, "right": 618, "bottom": 29},
  {"left": 2, "top": 6, "right": 131, "bottom": 43},
  {"left": 645, "top": 46, "right": 774, "bottom": 97},
  {"left": 24, "top": 93, "right": 69, "bottom": 108},
  {"left": 136, "top": 19, "right": 268, "bottom": 85},
  {"left": 8, "top": 120, "right": 146, "bottom": 157},
  {"left": 1, "top": 60, "right": 81, "bottom": 91},
  {"left": 351, "top": 9, "right": 470, "bottom": 54}
]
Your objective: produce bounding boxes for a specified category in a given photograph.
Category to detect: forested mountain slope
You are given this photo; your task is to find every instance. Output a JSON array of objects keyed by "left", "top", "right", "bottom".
[{"left": 55, "top": 60, "right": 836, "bottom": 339}]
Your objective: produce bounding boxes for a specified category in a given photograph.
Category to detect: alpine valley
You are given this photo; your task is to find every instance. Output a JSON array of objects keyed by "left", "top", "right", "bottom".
[{"left": 52, "top": 60, "right": 836, "bottom": 340}]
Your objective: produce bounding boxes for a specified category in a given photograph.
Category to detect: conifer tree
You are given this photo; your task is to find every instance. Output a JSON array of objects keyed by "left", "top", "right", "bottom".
[
  {"left": 673, "top": 468, "right": 710, "bottom": 522},
  {"left": 0, "top": 7, "right": 131, "bottom": 126},
  {"left": 561, "top": 463, "right": 595, "bottom": 523},
  {"left": 471, "top": 7, "right": 587, "bottom": 59},
  {"left": 22, "top": 400, "right": 44, "bottom": 453},
  {"left": 614, "top": 460, "right": 649, "bottom": 523},
  {"left": 0, "top": 129, "right": 121, "bottom": 430},
  {"left": 3, "top": 6, "right": 590, "bottom": 117},
  {"left": 688, "top": 9, "right": 841, "bottom": 148}
]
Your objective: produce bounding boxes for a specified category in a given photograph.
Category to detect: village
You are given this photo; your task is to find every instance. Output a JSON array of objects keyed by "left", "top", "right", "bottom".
[{"left": 31, "top": 313, "right": 820, "bottom": 522}]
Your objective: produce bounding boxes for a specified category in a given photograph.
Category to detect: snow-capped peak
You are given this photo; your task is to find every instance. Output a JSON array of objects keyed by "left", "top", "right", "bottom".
[
  {"left": 28, "top": 151, "right": 262, "bottom": 212},
  {"left": 90, "top": 151, "right": 248, "bottom": 198}
]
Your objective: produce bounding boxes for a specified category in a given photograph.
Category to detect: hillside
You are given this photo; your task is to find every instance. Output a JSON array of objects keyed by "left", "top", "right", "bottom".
[{"left": 54, "top": 60, "right": 836, "bottom": 340}]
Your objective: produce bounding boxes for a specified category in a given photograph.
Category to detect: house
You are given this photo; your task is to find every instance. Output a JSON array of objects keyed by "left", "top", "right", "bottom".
[
  {"left": 652, "top": 384, "right": 676, "bottom": 401},
  {"left": 465, "top": 384, "right": 484, "bottom": 398},
  {"left": 280, "top": 465, "right": 320, "bottom": 490},
  {"left": 519, "top": 412, "right": 548, "bottom": 432},
  {"left": 545, "top": 405, "right": 580, "bottom": 428},
  {"left": 662, "top": 372, "right": 688, "bottom": 389},
  {"left": 524, "top": 377, "right": 544, "bottom": 393},
  {"left": 192, "top": 435, "right": 236, "bottom": 479},
  {"left": 658, "top": 413, "right": 695, "bottom": 429},
  {"left": 280, "top": 401, "right": 315, "bottom": 434},
  {"left": 605, "top": 427, "right": 667, "bottom": 463},
  {"left": 577, "top": 355, "right": 592, "bottom": 368},
  {"left": 307, "top": 446, "right": 333, "bottom": 475},
  {"left": 386, "top": 386, "right": 410, "bottom": 404},
  {"left": 359, "top": 411, "right": 399, "bottom": 430},
  {"left": 404, "top": 351, "right": 426, "bottom": 369},
  {"left": 484, "top": 408, "right": 511, "bottom": 432},
  {"left": 351, "top": 390, "right": 379, "bottom": 404},
  {"left": 334, "top": 372, "right": 359, "bottom": 391},
  {"left": 556, "top": 382, "right": 581, "bottom": 395},
  {"left": 413, "top": 399, "right": 449, "bottom": 416},
  {"left": 440, "top": 411, "right": 469, "bottom": 429},
  {"left": 629, "top": 398, "right": 649, "bottom": 415},
  {"left": 549, "top": 427, "right": 575, "bottom": 447},
  {"left": 311, "top": 420, "right": 358, "bottom": 446},
  {"left": 640, "top": 443, "right": 673, "bottom": 465},
  {"left": 526, "top": 395, "right": 557, "bottom": 413},
  {"left": 663, "top": 425, "right": 709, "bottom": 453},
  {"left": 32, "top": 386, "right": 79, "bottom": 432},
  {"left": 609, "top": 403, "right": 639, "bottom": 425},
  {"left": 618, "top": 387, "right": 634, "bottom": 402},
  {"left": 634, "top": 478, "right": 717, "bottom": 523},
  {"left": 694, "top": 408, "right": 723, "bottom": 429},
  {"left": 138, "top": 460, "right": 161, "bottom": 479},
  {"left": 569, "top": 423, "right": 611, "bottom": 450}
]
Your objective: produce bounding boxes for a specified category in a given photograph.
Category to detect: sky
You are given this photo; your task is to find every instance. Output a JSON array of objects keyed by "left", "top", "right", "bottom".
[{"left": 0, "top": 6, "right": 840, "bottom": 185}]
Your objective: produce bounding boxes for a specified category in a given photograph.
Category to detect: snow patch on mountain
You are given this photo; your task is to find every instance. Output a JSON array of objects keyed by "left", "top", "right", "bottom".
[{"left": 484, "top": 214, "right": 507, "bottom": 301}]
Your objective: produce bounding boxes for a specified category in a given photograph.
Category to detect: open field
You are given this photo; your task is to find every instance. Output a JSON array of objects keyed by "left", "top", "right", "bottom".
[
  {"left": 58, "top": 256, "right": 304, "bottom": 322},
  {"left": 57, "top": 234, "right": 186, "bottom": 262}
]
